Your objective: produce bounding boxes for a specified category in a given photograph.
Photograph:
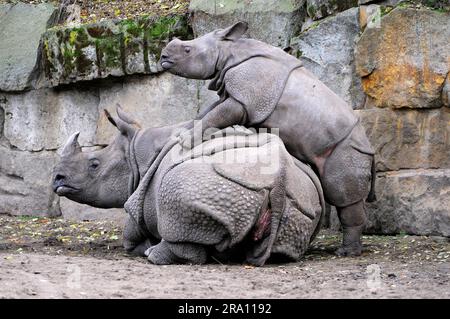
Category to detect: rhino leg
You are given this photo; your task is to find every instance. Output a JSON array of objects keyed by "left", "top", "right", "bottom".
[
  {"left": 319, "top": 132, "right": 373, "bottom": 257},
  {"left": 123, "top": 215, "right": 154, "bottom": 257},
  {"left": 179, "top": 97, "right": 246, "bottom": 149},
  {"left": 146, "top": 240, "right": 207, "bottom": 265},
  {"left": 335, "top": 200, "right": 366, "bottom": 256}
]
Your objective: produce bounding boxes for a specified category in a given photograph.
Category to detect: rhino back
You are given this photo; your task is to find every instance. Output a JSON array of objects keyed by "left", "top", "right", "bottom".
[
  {"left": 224, "top": 57, "right": 292, "bottom": 125},
  {"left": 156, "top": 162, "right": 264, "bottom": 247},
  {"left": 261, "top": 67, "right": 359, "bottom": 161},
  {"left": 153, "top": 134, "right": 278, "bottom": 250},
  {"left": 155, "top": 133, "right": 322, "bottom": 262}
]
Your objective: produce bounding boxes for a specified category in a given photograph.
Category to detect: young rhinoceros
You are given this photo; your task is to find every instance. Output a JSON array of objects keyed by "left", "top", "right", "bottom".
[
  {"left": 52, "top": 107, "right": 324, "bottom": 266},
  {"left": 159, "top": 21, "right": 376, "bottom": 256}
]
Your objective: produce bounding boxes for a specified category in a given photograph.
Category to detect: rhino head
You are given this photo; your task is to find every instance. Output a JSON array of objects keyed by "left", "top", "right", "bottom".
[
  {"left": 52, "top": 107, "right": 140, "bottom": 208},
  {"left": 159, "top": 21, "right": 248, "bottom": 79}
]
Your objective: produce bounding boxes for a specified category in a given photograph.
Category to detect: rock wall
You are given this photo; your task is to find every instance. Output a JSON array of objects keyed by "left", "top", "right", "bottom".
[
  {"left": 354, "top": 4, "right": 450, "bottom": 237},
  {"left": 0, "top": 1, "right": 448, "bottom": 236}
]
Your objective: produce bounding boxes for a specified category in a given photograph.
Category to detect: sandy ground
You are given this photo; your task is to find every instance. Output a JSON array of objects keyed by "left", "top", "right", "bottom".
[{"left": 0, "top": 216, "right": 449, "bottom": 299}]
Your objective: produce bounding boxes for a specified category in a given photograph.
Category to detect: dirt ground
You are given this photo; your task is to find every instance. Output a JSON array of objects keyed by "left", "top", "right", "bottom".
[{"left": 0, "top": 215, "right": 449, "bottom": 299}]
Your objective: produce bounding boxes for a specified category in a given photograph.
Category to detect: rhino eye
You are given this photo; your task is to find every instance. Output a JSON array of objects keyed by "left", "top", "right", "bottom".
[{"left": 184, "top": 46, "right": 191, "bottom": 54}]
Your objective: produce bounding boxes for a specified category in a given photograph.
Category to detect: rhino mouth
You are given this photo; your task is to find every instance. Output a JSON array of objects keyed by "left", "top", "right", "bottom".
[
  {"left": 54, "top": 185, "right": 80, "bottom": 196},
  {"left": 160, "top": 60, "right": 174, "bottom": 70}
]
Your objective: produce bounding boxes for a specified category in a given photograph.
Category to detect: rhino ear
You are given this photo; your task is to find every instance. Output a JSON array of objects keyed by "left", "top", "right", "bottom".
[
  {"left": 116, "top": 104, "right": 141, "bottom": 127},
  {"left": 104, "top": 109, "right": 117, "bottom": 128},
  {"left": 217, "top": 21, "right": 248, "bottom": 41},
  {"left": 114, "top": 104, "right": 139, "bottom": 140},
  {"left": 61, "top": 132, "right": 81, "bottom": 156}
]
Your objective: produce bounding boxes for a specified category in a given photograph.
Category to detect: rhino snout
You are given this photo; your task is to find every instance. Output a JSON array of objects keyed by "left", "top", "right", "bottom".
[
  {"left": 52, "top": 173, "right": 79, "bottom": 196},
  {"left": 159, "top": 46, "right": 174, "bottom": 69},
  {"left": 160, "top": 55, "right": 173, "bottom": 70}
]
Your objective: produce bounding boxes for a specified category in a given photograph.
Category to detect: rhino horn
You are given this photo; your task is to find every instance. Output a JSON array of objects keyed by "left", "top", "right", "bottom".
[
  {"left": 61, "top": 132, "right": 81, "bottom": 156},
  {"left": 217, "top": 21, "right": 248, "bottom": 41}
]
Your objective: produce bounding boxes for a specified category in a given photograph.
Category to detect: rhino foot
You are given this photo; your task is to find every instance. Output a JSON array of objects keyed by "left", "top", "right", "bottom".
[
  {"left": 124, "top": 238, "right": 153, "bottom": 257},
  {"left": 127, "top": 239, "right": 152, "bottom": 257},
  {"left": 146, "top": 241, "right": 177, "bottom": 265},
  {"left": 335, "top": 244, "right": 362, "bottom": 257},
  {"left": 146, "top": 240, "right": 207, "bottom": 265},
  {"left": 177, "top": 127, "right": 203, "bottom": 150}
]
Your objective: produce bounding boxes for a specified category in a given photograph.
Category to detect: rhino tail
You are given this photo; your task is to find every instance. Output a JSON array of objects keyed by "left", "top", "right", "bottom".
[
  {"left": 246, "top": 163, "right": 287, "bottom": 266},
  {"left": 367, "top": 155, "right": 377, "bottom": 202}
]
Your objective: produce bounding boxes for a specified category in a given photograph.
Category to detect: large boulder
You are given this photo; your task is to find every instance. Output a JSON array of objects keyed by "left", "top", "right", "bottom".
[
  {"left": 355, "top": 7, "right": 450, "bottom": 108},
  {"left": 357, "top": 108, "right": 450, "bottom": 171},
  {"left": 0, "top": 3, "right": 56, "bottom": 91},
  {"left": 189, "top": 0, "right": 306, "bottom": 48},
  {"left": 365, "top": 169, "right": 450, "bottom": 237},
  {"left": 0, "top": 146, "right": 60, "bottom": 217},
  {"left": 0, "top": 88, "right": 99, "bottom": 152},
  {"left": 306, "top": 0, "right": 358, "bottom": 20},
  {"left": 291, "top": 8, "right": 365, "bottom": 109},
  {"left": 37, "top": 15, "right": 191, "bottom": 87}
]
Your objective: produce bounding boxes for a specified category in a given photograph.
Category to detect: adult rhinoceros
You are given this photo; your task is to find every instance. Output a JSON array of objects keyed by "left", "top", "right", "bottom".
[{"left": 52, "top": 107, "right": 324, "bottom": 266}]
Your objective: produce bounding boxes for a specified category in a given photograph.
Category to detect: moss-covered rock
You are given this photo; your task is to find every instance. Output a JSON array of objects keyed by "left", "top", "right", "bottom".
[{"left": 39, "top": 14, "right": 192, "bottom": 87}]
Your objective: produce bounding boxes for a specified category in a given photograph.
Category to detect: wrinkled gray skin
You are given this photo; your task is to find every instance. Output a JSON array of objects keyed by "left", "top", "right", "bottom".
[
  {"left": 160, "top": 22, "right": 376, "bottom": 256},
  {"left": 52, "top": 108, "right": 323, "bottom": 266}
]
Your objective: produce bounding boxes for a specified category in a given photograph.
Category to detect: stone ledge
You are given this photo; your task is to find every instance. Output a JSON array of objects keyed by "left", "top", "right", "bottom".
[
  {"left": 0, "top": 146, "right": 60, "bottom": 217},
  {"left": 357, "top": 107, "right": 450, "bottom": 172},
  {"left": 327, "top": 169, "right": 450, "bottom": 237},
  {"left": 36, "top": 14, "right": 192, "bottom": 88},
  {"left": 365, "top": 169, "right": 450, "bottom": 237},
  {"left": 0, "top": 88, "right": 100, "bottom": 152}
]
